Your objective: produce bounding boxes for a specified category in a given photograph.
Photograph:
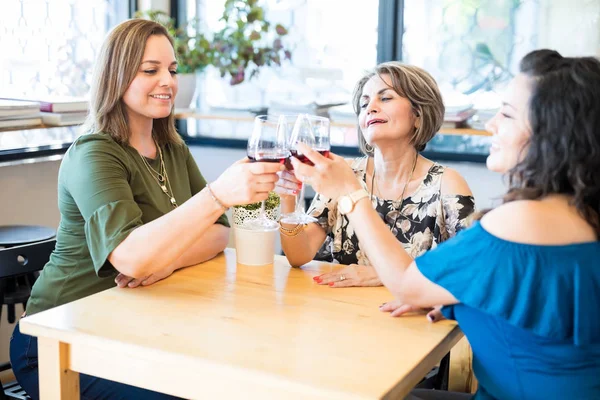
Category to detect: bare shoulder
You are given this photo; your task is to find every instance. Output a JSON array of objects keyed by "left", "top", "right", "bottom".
[
  {"left": 440, "top": 167, "right": 473, "bottom": 197},
  {"left": 481, "top": 199, "right": 596, "bottom": 245}
]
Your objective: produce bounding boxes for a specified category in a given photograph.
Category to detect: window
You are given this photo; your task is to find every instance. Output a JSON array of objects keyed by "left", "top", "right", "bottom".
[
  {"left": 182, "top": 0, "right": 379, "bottom": 147},
  {"left": 401, "top": 0, "right": 600, "bottom": 158},
  {"left": 0, "top": 0, "right": 131, "bottom": 98}
]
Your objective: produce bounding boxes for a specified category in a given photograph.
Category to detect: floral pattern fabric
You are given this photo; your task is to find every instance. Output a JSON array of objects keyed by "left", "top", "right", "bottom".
[{"left": 307, "top": 157, "right": 475, "bottom": 265}]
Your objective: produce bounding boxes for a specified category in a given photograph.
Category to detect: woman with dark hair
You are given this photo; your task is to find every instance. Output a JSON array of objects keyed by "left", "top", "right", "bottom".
[
  {"left": 9, "top": 19, "right": 283, "bottom": 399},
  {"left": 277, "top": 62, "right": 475, "bottom": 290},
  {"left": 289, "top": 49, "right": 600, "bottom": 399}
]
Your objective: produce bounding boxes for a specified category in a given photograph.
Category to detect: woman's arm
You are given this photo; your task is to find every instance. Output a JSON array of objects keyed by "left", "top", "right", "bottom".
[
  {"left": 110, "top": 159, "right": 282, "bottom": 278},
  {"left": 277, "top": 171, "right": 328, "bottom": 267},
  {"left": 116, "top": 223, "right": 230, "bottom": 288},
  {"left": 290, "top": 144, "right": 458, "bottom": 307}
]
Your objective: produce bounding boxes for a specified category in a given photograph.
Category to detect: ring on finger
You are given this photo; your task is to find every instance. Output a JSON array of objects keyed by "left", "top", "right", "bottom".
[{"left": 339, "top": 274, "right": 346, "bottom": 282}]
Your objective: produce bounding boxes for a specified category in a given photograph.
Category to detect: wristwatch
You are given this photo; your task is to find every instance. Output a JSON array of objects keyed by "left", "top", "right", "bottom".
[{"left": 338, "top": 189, "right": 369, "bottom": 215}]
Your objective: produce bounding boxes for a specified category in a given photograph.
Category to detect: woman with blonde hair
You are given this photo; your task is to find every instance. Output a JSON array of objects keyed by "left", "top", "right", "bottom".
[
  {"left": 10, "top": 18, "right": 283, "bottom": 399},
  {"left": 277, "top": 62, "right": 475, "bottom": 290}
]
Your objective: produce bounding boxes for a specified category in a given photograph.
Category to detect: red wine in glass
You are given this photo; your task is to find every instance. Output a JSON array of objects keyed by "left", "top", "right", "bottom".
[
  {"left": 286, "top": 149, "right": 330, "bottom": 170},
  {"left": 248, "top": 151, "right": 290, "bottom": 165}
]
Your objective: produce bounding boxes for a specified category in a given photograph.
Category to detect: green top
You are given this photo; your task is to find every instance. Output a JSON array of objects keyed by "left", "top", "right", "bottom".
[{"left": 26, "top": 132, "right": 229, "bottom": 316}]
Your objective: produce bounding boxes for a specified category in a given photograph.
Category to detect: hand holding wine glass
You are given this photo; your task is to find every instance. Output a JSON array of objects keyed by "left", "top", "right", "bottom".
[
  {"left": 244, "top": 114, "right": 291, "bottom": 230},
  {"left": 280, "top": 114, "right": 330, "bottom": 225}
]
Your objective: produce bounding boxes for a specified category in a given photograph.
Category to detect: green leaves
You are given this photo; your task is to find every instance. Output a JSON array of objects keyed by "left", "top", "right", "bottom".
[
  {"left": 135, "top": 10, "right": 211, "bottom": 74},
  {"left": 235, "top": 192, "right": 281, "bottom": 211},
  {"left": 137, "top": 0, "right": 292, "bottom": 85},
  {"left": 211, "top": 0, "right": 291, "bottom": 85}
]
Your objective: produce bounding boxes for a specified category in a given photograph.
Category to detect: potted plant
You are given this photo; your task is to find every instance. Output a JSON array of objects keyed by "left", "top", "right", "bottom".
[
  {"left": 211, "top": 0, "right": 292, "bottom": 86},
  {"left": 232, "top": 191, "right": 281, "bottom": 226},
  {"left": 135, "top": 10, "right": 212, "bottom": 109}
]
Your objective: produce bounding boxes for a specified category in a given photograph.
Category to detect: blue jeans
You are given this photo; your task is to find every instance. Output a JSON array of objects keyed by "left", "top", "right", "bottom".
[{"left": 10, "top": 321, "right": 184, "bottom": 400}]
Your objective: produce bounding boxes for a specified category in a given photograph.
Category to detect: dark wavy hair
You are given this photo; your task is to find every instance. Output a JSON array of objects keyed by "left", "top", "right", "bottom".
[{"left": 503, "top": 49, "right": 600, "bottom": 234}]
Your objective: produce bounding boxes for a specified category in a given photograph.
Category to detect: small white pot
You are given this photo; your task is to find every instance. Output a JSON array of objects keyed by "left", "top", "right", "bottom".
[
  {"left": 174, "top": 73, "right": 197, "bottom": 110},
  {"left": 234, "top": 225, "right": 278, "bottom": 266}
]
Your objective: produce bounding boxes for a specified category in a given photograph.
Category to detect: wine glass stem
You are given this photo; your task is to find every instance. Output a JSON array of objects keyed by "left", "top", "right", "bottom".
[
  {"left": 259, "top": 200, "right": 267, "bottom": 219},
  {"left": 295, "top": 183, "right": 306, "bottom": 214}
]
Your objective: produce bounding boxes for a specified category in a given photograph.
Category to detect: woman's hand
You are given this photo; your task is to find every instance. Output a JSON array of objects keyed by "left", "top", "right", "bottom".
[
  {"left": 313, "top": 264, "right": 382, "bottom": 287},
  {"left": 379, "top": 300, "right": 445, "bottom": 322},
  {"left": 290, "top": 143, "right": 362, "bottom": 200},
  {"left": 210, "top": 157, "right": 285, "bottom": 208},
  {"left": 275, "top": 170, "right": 302, "bottom": 197},
  {"left": 115, "top": 265, "right": 175, "bottom": 288}
]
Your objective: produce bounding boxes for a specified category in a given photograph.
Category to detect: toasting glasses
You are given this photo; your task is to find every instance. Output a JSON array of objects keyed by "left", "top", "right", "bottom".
[
  {"left": 245, "top": 115, "right": 291, "bottom": 230},
  {"left": 280, "top": 113, "right": 331, "bottom": 225}
]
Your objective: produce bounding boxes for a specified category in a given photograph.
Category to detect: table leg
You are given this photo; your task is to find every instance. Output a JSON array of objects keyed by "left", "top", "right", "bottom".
[
  {"left": 37, "top": 337, "right": 80, "bottom": 400},
  {"left": 449, "top": 336, "right": 477, "bottom": 393}
]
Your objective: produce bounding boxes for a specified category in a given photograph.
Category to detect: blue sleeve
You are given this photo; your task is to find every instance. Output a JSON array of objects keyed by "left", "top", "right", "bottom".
[{"left": 415, "top": 221, "right": 600, "bottom": 345}]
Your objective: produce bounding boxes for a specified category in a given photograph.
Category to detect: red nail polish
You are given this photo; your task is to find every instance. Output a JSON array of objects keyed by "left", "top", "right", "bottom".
[
  {"left": 328, "top": 282, "right": 334, "bottom": 286},
  {"left": 312, "top": 276, "right": 319, "bottom": 281}
]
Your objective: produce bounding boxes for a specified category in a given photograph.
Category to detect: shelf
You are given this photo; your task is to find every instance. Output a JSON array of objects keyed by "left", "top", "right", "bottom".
[{"left": 174, "top": 112, "right": 491, "bottom": 136}]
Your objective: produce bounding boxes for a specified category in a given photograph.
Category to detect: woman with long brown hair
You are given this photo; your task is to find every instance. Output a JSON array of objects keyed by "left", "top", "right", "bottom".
[{"left": 10, "top": 18, "right": 283, "bottom": 399}]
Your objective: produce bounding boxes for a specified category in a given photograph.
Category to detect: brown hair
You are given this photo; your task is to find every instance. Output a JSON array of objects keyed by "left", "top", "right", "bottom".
[
  {"left": 352, "top": 61, "right": 445, "bottom": 155},
  {"left": 82, "top": 18, "right": 182, "bottom": 146}
]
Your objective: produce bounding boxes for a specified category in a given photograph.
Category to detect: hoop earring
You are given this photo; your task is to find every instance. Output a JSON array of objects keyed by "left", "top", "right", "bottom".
[{"left": 365, "top": 143, "right": 374, "bottom": 155}]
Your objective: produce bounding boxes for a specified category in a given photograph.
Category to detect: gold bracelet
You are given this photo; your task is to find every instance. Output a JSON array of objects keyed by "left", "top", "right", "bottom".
[
  {"left": 279, "top": 223, "right": 305, "bottom": 237},
  {"left": 206, "top": 183, "right": 228, "bottom": 211}
]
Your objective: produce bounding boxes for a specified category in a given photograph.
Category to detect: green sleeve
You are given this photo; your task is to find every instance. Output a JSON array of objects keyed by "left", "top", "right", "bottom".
[
  {"left": 66, "top": 137, "right": 143, "bottom": 277},
  {"left": 185, "top": 145, "right": 230, "bottom": 227}
]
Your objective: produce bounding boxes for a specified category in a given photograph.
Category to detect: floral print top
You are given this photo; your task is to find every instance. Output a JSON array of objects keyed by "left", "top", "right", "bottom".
[{"left": 307, "top": 156, "right": 476, "bottom": 265}]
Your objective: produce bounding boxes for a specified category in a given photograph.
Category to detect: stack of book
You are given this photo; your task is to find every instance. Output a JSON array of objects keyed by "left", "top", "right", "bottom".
[
  {"left": 441, "top": 90, "right": 476, "bottom": 129},
  {"left": 37, "top": 97, "right": 88, "bottom": 126},
  {"left": 468, "top": 91, "right": 502, "bottom": 130},
  {"left": 443, "top": 105, "right": 476, "bottom": 129},
  {"left": 0, "top": 100, "right": 42, "bottom": 129}
]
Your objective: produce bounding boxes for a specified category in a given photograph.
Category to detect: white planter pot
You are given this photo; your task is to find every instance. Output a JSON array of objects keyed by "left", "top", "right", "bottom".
[
  {"left": 234, "top": 225, "right": 278, "bottom": 266},
  {"left": 232, "top": 207, "right": 280, "bottom": 266},
  {"left": 174, "top": 73, "right": 197, "bottom": 110}
]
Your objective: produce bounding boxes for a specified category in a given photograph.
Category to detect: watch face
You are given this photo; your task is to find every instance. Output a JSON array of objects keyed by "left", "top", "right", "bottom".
[{"left": 339, "top": 196, "right": 352, "bottom": 214}]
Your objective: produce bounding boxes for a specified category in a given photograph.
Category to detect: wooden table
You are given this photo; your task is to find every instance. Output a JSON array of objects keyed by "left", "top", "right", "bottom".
[{"left": 20, "top": 249, "right": 463, "bottom": 400}]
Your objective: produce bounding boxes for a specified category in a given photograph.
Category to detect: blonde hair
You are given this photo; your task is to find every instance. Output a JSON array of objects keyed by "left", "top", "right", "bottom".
[
  {"left": 352, "top": 61, "right": 444, "bottom": 155},
  {"left": 82, "top": 18, "right": 182, "bottom": 146}
]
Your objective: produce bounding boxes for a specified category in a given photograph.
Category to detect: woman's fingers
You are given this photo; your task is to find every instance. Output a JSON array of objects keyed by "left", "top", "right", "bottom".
[
  {"left": 115, "top": 273, "right": 134, "bottom": 288},
  {"left": 281, "top": 170, "right": 301, "bottom": 184},
  {"left": 295, "top": 143, "right": 329, "bottom": 166},
  {"left": 248, "top": 161, "right": 285, "bottom": 175},
  {"left": 312, "top": 272, "right": 337, "bottom": 285},
  {"left": 390, "top": 304, "right": 421, "bottom": 317},
  {"left": 141, "top": 275, "right": 160, "bottom": 286},
  {"left": 426, "top": 308, "right": 444, "bottom": 323}
]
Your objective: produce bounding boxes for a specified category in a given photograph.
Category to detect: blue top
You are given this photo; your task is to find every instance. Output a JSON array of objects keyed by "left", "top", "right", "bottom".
[{"left": 416, "top": 221, "right": 600, "bottom": 400}]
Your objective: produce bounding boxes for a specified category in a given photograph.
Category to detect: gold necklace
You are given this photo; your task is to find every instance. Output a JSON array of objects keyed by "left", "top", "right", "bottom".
[
  {"left": 370, "top": 154, "right": 418, "bottom": 230},
  {"left": 137, "top": 141, "right": 178, "bottom": 208}
]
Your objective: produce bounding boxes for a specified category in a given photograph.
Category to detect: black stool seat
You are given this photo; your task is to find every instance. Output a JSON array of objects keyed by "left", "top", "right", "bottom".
[
  {"left": 0, "top": 225, "right": 56, "bottom": 324},
  {"left": 0, "top": 225, "right": 56, "bottom": 248}
]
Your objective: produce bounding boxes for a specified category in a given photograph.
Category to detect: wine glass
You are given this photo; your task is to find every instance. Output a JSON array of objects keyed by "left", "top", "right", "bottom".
[
  {"left": 280, "top": 113, "right": 331, "bottom": 225},
  {"left": 244, "top": 115, "right": 290, "bottom": 230}
]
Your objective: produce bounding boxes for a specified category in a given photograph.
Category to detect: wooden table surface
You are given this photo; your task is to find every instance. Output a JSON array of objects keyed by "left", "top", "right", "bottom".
[{"left": 21, "top": 249, "right": 463, "bottom": 400}]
